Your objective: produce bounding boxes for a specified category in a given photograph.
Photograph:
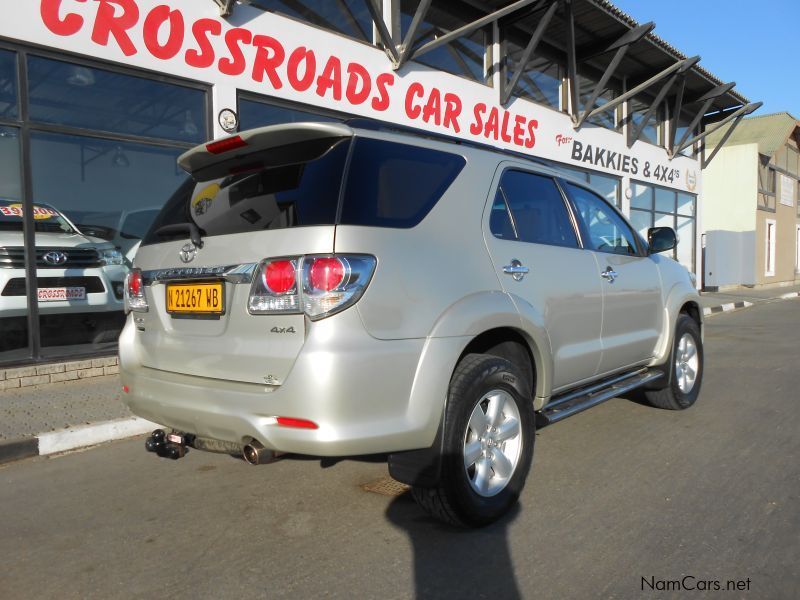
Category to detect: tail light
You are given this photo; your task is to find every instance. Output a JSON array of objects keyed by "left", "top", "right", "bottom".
[
  {"left": 124, "top": 268, "right": 148, "bottom": 313},
  {"left": 249, "top": 254, "right": 376, "bottom": 320}
]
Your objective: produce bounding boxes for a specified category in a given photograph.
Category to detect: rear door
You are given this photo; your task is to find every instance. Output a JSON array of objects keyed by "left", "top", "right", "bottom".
[
  {"left": 562, "top": 182, "right": 663, "bottom": 374},
  {"left": 133, "top": 126, "right": 352, "bottom": 385},
  {"left": 484, "top": 166, "right": 603, "bottom": 390}
]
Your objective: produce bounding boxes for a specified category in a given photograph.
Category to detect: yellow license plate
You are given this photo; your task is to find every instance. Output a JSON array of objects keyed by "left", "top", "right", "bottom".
[{"left": 166, "top": 282, "right": 224, "bottom": 315}]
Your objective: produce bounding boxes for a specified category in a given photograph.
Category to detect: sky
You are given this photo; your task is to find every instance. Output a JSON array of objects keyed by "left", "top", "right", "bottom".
[{"left": 611, "top": 0, "right": 799, "bottom": 118}]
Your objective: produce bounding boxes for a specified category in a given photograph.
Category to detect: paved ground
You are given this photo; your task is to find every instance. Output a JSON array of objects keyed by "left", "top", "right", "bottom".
[
  {"left": 0, "top": 299, "right": 798, "bottom": 599},
  {"left": 0, "top": 376, "right": 127, "bottom": 442}
]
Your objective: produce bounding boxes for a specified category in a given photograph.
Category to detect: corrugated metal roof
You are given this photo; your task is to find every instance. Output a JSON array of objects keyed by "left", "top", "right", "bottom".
[{"left": 705, "top": 112, "right": 799, "bottom": 156}]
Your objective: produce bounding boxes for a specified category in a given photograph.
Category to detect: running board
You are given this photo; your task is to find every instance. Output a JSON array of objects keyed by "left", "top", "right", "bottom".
[{"left": 538, "top": 368, "right": 664, "bottom": 427}]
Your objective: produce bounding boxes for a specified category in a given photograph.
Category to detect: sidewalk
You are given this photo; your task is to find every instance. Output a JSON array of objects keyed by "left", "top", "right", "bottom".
[{"left": 1, "top": 284, "right": 798, "bottom": 465}]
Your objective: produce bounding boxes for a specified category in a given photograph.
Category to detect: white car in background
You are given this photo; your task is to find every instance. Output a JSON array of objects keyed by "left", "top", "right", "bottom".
[{"left": 0, "top": 199, "right": 127, "bottom": 318}]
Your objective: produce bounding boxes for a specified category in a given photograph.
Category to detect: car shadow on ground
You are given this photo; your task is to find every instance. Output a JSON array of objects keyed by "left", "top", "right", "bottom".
[{"left": 385, "top": 493, "right": 523, "bottom": 599}]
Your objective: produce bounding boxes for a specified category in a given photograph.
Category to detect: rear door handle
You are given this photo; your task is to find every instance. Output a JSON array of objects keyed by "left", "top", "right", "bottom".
[
  {"left": 503, "top": 259, "right": 529, "bottom": 281},
  {"left": 601, "top": 267, "right": 618, "bottom": 283}
]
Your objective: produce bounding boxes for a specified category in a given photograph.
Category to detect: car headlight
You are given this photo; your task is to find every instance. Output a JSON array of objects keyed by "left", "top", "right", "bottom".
[{"left": 100, "top": 249, "right": 124, "bottom": 266}]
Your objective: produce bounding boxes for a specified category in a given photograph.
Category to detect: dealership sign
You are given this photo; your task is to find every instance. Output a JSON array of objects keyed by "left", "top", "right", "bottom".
[{"left": 15, "top": 0, "right": 699, "bottom": 191}]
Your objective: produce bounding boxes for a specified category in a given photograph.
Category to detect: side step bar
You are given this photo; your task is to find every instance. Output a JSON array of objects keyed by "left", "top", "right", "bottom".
[{"left": 538, "top": 368, "right": 664, "bottom": 427}]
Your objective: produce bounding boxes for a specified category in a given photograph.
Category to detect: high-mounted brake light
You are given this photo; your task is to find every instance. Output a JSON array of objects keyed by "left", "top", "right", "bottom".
[
  {"left": 125, "top": 269, "right": 148, "bottom": 313},
  {"left": 248, "top": 254, "right": 376, "bottom": 320},
  {"left": 206, "top": 135, "right": 248, "bottom": 155}
]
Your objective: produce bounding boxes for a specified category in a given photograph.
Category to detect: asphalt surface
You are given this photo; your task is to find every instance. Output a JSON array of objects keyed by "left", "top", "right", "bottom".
[{"left": 1, "top": 300, "right": 798, "bottom": 599}]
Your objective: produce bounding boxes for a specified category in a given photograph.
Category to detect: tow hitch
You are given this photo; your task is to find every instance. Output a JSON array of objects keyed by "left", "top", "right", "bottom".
[{"left": 145, "top": 429, "right": 189, "bottom": 460}]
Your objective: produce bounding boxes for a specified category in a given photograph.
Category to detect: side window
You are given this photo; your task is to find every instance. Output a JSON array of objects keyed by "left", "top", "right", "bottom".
[
  {"left": 490, "top": 170, "right": 578, "bottom": 248},
  {"left": 566, "top": 183, "right": 639, "bottom": 255}
]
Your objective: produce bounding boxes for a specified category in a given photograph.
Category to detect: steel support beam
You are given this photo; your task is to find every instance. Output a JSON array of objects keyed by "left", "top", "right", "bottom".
[
  {"left": 566, "top": 0, "right": 579, "bottom": 121},
  {"left": 668, "top": 75, "right": 687, "bottom": 153},
  {"left": 574, "top": 23, "right": 655, "bottom": 128},
  {"left": 365, "top": 0, "right": 400, "bottom": 64},
  {"left": 500, "top": 0, "right": 559, "bottom": 105},
  {"left": 628, "top": 56, "right": 698, "bottom": 147},
  {"left": 212, "top": 0, "right": 235, "bottom": 17},
  {"left": 674, "top": 102, "right": 762, "bottom": 158},
  {"left": 396, "top": 0, "right": 432, "bottom": 68},
  {"left": 673, "top": 81, "right": 736, "bottom": 152},
  {"left": 701, "top": 114, "right": 746, "bottom": 168},
  {"left": 408, "top": 0, "right": 540, "bottom": 65},
  {"left": 580, "top": 57, "right": 697, "bottom": 128},
  {"left": 578, "top": 21, "right": 655, "bottom": 62}
]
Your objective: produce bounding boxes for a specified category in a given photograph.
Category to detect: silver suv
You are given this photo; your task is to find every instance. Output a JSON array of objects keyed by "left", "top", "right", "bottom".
[{"left": 120, "top": 122, "right": 703, "bottom": 527}]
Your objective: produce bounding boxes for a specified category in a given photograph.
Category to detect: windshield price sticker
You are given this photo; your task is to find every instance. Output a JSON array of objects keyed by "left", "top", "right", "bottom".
[{"left": 0, "top": 204, "right": 58, "bottom": 219}]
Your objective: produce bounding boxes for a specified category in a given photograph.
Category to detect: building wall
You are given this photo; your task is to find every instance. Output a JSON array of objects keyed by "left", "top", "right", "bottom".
[
  {"left": 702, "top": 144, "right": 757, "bottom": 287},
  {"left": 756, "top": 137, "right": 800, "bottom": 285}
]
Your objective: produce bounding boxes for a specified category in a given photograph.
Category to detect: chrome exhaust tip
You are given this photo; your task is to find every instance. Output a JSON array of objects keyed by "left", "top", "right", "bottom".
[{"left": 242, "top": 441, "right": 281, "bottom": 465}]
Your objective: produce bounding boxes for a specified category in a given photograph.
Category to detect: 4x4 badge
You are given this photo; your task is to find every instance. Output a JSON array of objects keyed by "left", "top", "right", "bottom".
[{"left": 179, "top": 243, "right": 197, "bottom": 264}]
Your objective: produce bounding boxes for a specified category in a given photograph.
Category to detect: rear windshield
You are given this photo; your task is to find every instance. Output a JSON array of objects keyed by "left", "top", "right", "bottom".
[
  {"left": 0, "top": 200, "right": 77, "bottom": 234},
  {"left": 142, "top": 136, "right": 465, "bottom": 245}
]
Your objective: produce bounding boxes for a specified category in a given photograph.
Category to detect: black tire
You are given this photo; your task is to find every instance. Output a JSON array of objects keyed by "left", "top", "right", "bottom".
[
  {"left": 645, "top": 314, "right": 703, "bottom": 410},
  {"left": 411, "top": 354, "right": 535, "bottom": 527}
]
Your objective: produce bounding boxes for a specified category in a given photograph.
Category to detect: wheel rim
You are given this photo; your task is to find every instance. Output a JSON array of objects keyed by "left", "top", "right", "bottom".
[
  {"left": 674, "top": 333, "right": 699, "bottom": 394},
  {"left": 463, "top": 389, "right": 523, "bottom": 498}
]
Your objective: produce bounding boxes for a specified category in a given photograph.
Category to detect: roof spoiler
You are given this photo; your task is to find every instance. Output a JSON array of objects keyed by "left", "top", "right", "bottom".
[{"left": 177, "top": 122, "right": 355, "bottom": 180}]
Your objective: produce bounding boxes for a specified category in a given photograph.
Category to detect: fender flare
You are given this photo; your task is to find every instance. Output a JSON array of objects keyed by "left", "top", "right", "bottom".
[{"left": 389, "top": 291, "right": 552, "bottom": 486}]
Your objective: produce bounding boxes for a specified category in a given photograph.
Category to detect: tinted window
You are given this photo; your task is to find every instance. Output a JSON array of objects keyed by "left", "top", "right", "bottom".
[
  {"left": 491, "top": 171, "right": 578, "bottom": 248},
  {"left": 341, "top": 139, "right": 465, "bottom": 228},
  {"left": 239, "top": 98, "right": 341, "bottom": 129},
  {"left": 566, "top": 183, "right": 638, "bottom": 255},
  {"left": 0, "top": 49, "right": 17, "bottom": 120},
  {"left": 144, "top": 139, "right": 349, "bottom": 243},
  {"left": 27, "top": 56, "right": 206, "bottom": 143},
  {"left": 250, "top": 0, "right": 374, "bottom": 43}
]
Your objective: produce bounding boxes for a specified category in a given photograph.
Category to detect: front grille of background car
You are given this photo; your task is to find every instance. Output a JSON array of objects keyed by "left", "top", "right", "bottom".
[
  {"left": 0, "top": 247, "right": 102, "bottom": 269},
  {"left": 1, "top": 277, "right": 106, "bottom": 296}
]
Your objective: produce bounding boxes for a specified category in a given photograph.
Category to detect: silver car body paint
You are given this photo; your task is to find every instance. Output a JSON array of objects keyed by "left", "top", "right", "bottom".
[{"left": 120, "top": 123, "right": 702, "bottom": 455}]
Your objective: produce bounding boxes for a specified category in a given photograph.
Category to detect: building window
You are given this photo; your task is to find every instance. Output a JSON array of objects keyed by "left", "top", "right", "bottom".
[
  {"left": 576, "top": 73, "right": 619, "bottom": 130},
  {"left": 629, "top": 182, "right": 696, "bottom": 272},
  {"left": 765, "top": 219, "right": 776, "bottom": 277},
  {"left": 502, "top": 34, "right": 561, "bottom": 109},
  {"left": 0, "top": 125, "right": 27, "bottom": 361},
  {"left": 758, "top": 155, "right": 777, "bottom": 212},
  {"left": 27, "top": 56, "right": 207, "bottom": 144},
  {"left": 248, "top": 0, "right": 375, "bottom": 44},
  {"left": 0, "top": 45, "right": 210, "bottom": 366},
  {"left": 558, "top": 166, "right": 621, "bottom": 207},
  {"left": 400, "top": 1, "right": 489, "bottom": 85},
  {"left": 672, "top": 109, "right": 697, "bottom": 156},
  {"left": 238, "top": 95, "right": 344, "bottom": 129},
  {"left": 627, "top": 96, "right": 661, "bottom": 146},
  {"left": 0, "top": 49, "right": 17, "bottom": 121}
]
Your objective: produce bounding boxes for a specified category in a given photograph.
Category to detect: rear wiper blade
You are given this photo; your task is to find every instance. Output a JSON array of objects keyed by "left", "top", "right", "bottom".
[{"left": 154, "top": 223, "right": 204, "bottom": 248}]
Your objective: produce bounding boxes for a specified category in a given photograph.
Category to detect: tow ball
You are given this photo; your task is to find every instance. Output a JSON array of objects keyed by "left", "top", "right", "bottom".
[{"left": 145, "top": 429, "right": 189, "bottom": 460}]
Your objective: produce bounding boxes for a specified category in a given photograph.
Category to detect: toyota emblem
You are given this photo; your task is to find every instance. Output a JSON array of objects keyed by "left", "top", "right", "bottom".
[
  {"left": 43, "top": 250, "right": 68, "bottom": 266},
  {"left": 179, "top": 243, "right": 197, "bottom": 264}
]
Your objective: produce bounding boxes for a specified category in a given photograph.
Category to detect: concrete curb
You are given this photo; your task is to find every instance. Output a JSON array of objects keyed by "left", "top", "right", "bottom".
[
  {"left": 0, "top": 417, "right": 159, "bottom": 466},
  {"left": 702, "top": 290, "right": 800, "bottom": 317},
  {"left": 703, "top": 301, "right": 754, "bottom": 317}
]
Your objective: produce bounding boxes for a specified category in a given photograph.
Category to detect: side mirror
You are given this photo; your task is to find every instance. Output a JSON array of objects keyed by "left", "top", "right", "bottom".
[{"left": 648, "top": 227, "right": 677, "bottom": 254}]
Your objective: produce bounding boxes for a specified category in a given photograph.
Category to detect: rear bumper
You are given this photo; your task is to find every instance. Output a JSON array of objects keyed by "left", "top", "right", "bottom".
[{"left": 119, "top": 310, "right": 459, "bottom": 457}]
